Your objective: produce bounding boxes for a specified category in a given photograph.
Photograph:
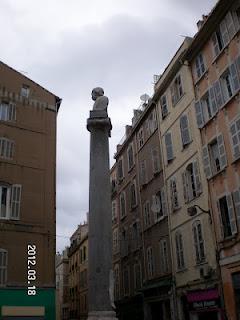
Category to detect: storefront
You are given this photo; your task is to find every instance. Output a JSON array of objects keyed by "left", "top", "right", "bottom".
[{"left": 186, "top": 288, "right": 223, "bottom": 320}]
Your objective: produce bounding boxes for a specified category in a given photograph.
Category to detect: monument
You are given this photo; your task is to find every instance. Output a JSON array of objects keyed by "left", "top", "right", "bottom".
[{"left": 87, "top": 88, "right": 117, "bottom": 320}]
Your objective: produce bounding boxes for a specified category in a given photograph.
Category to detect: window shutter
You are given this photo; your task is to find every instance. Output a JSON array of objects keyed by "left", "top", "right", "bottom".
[
  {"left": 10, "top": 185, "right": 21, "bottom": 219},
  {"left": 236, "top": 56, "right": 240, "bottom": 78},
  {"left": 151, "top": 148, "right": 160, "bottom": 173},
  {"left": 220, "top": 19, "right": 230, "bottom": 46},
  {"left": 213, "top": 80, "right": 224, "bottom": 108},
  {"left": 202, "top": 145, "right": 212, "bottom": 179},
  {"left": 9, "top": 103, "right": 16, "bottom": 121},
  {"left": 170, "top": 85, "right": 176, "bottom": 106},
  {"left": 217, "top": 200, "right": 224, "bottom": 240},
  {"left": 230, "top": 121, "right": 240, "bottom": 160},
  {"left": 209, "top": 86, "right": 218, "bottom": 116},
  {"left": 195, "top": 57, "right": 201, "bottom": 79},
  {"left": 140, "top": 160, "right": 147, "bottom": 185},
  {"left": 194, "top": 101, "right": 204, "bottom": 128},
  {"left": 212, "top": 32, "right": 220, "bottom": 57},
  {"left": 180, "top": 115, "right": 191, "bottom": 146},
  {"left": 233, "top": 189, "right": 240, "bottom": 226},
  {"left": 182, "top": 171, "right": 189, "bottom": 203},
  {"left": 165, "top": 133, "right": 174, "bottom": 162},
  {"left": 193, "top": 160, "right": 202, "bottom": 196},
  {"left": 161, "top": 189, "right": 167, "bottom": 217},
  {"left": 230, "top": 62, "right": 240, "bottom": 93},
  {"left": 226, "top": 194, "right": 237, "bottom": 235},
  {"left": 225, "top": 12, "right": 236, "bottom": 39},
  {"left": 0, "top": 250, "right": 7, "bottom": 285},
  {"left": 217, "top": 134, "right": 227, "bottom": 169}
]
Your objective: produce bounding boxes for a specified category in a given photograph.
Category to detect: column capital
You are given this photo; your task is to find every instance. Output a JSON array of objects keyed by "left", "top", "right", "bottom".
[{"left": 87, "top": 110, "right": 112, "bottom": 136}]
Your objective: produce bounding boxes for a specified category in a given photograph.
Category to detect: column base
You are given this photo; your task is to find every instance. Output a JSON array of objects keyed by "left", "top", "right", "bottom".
[{"left": 87, "top": 311, "right": 117, "bottom": 320}]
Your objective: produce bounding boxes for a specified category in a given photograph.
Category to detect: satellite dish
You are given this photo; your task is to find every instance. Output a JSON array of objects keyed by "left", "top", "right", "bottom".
[{"left": 140, "top": 94, "right": 150, "bottom": 104}]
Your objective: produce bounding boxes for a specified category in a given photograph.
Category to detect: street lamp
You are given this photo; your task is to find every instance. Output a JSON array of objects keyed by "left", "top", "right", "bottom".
[{"left": 187, "top": 204, "right": 212, "bottom": 223}]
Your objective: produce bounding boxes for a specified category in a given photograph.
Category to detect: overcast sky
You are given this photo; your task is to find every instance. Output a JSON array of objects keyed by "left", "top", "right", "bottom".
[{"left": 0, "top": 0, "right": 217, "bottom": 252}]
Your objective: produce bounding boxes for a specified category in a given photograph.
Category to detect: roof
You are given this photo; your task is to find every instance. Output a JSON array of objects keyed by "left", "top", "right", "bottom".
[{"left": 0, "top": 60, "right": 62, "bottom": 110}]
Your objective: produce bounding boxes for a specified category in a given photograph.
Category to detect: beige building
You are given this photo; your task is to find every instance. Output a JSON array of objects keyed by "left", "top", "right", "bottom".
[
  {"left": 0, "top": 61, "right": 61, "bottom": 319},
  {"left": 68, "top": 223, "right": 88, "bottom": 320},
  {"left": 79, "top": 233, "right": 88, "bottom": 320},
  {"left": 153, "top": 37, "right": 218, "bottom": 320},
  {"left": 56, "top": 248, "right": 69, "bottom": 320}
]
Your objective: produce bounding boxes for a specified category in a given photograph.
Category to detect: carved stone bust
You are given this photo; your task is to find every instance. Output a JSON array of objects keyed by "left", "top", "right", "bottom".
[{"left": 92, "top": 87, "right": 109, "bottom": 112}]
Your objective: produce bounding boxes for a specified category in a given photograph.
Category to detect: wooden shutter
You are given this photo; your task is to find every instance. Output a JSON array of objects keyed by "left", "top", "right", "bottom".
[
  {"left": 161, "top": 189, "right": 167, "bottom": 217},
  {"left": 229, "top": 62, "right": 240, "bottom": 93},
  {"left": 217, "top": 134, "right": 227, "bottom": 169},
  {"left": 193, "top": 160, "right": 202, "bottom": 196},
  {"left": 182, "top": 171, "right": 189, "bottom": 203},
  {"left": 202, "top": 145, "right": 212, "bottom": 179},
  {"left": 165, "top": 132, "right": 174, "bottom": 161},
  {"left": 212, "top": 32, "right": 220, "bottom": 57},
  {"left": 209, "top": 86, "right": 218, "bottom": 116},
  {"left": 140, "top": 160, "right": 147, "bottom": 185},
  {"left": 151, "top": 148, "right": 160, "bottom": 173},
  {"left": 217, "top": 200, "right": 224, "bottom": 240},
  {"left": 230, "top": 121, "right": 240, "bottom": 160},
  {"left": 236, "top": 56, "right": 240, "bottom": 77},
  {"left": 233, "top": 189, "right": 240, "bottom": 226},
  {"left": 180, "top": 114, "right": 191, "bottom": 146},
  {"left": 213, "top": 80, "right": 224, "bottom": 108},
  {"left": 10, "top": 185, "right": 21, "bottom": 219},
  {"left": 226, "top": 194, "right": 237, "bottom": 235},
  {"left": 9, "top": 103, "right": 16, "bottom": 121},
  {"left": 195, "top": 101, "right": 204, "bottom": 128},
  {"left": 220, "top": 19, "right": 230, "bottom": 46},
  {"left": 225, "top": 12, "right": 236, "bottom": 39}
]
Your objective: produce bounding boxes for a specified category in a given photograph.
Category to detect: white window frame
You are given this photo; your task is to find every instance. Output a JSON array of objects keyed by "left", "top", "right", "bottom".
[
  {"left": 180, "top": 114, "right": 191, "bottom": 147},
  {"left": 192, "top": 220, "right": 205, "bottom": 264},
  {"left": 0, "top": 184, "right": 21, "bottom": 220},
  {"left": 0, "top": 138, "right": 14, "bottom": 160},
  {"left": 0, "top": 102, "right": 16, "bottom": 122},
  {"left": 146, "top": 246, "right": 154, "bottom": 278},
  {"left": 119, "top": 192, "right": 126, "bottom": 219},
  {"left": 218, "top": 194, "right": 237, "bottom": 239},
  {"left": 159, "top": 239, "right": 169, "bottom": 274},
  {"left": 21, "top": 85, "right": 30, "bottom": 98},
  {"left": 127, "top": 143, "right": 134, "bottom": 171},
  {"left": 0, "top": 249, "right": 7, "bottom": 286},
  {"left": 195, "top": 52, "right": 206, "bottom": 79}
]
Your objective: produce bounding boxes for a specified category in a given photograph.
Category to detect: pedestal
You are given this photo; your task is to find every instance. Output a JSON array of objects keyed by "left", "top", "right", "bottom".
[{"left": 87, "top": 110, "right": 117, "bottom": 320}]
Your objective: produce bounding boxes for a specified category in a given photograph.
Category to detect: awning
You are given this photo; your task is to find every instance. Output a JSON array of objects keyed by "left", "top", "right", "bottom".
[{"left": 187, "top": 288, "right": 219, "bottom": 303}]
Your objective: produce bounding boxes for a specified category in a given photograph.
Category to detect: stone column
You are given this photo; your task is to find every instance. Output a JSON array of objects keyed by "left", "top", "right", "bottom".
[{"left": 87, "top": 109, "right": 117, "bottom": 320}]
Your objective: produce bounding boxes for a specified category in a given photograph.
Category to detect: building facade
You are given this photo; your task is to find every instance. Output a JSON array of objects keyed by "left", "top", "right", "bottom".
[
  {"left": 56, "top": 248, "right": 69, "bottom": 320},
  {"left": 153, "top": 38, "right": 219, "bottom": 320},
  {"left": 0, "top": 61, "right": 61, "bottom": 319},
  {"left": 186, "top": 1, "right": 240, "bottom": 319},
  {"left": 79, "top": 233, "right": 88, "bottom": 320}
]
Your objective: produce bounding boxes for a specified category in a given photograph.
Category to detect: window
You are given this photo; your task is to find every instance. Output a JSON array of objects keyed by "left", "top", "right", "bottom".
[
  {"left": 143, "top": 201, "right": 151, "bottom": 228},
  {"left": 146, "top": 247, "right": 154, "bottom": 278},
  {"left": 119, "top": 192, "right": 126, "bottom": 219},
  {"left": 111, "top": 174, "right": 117, "bottom": 194},
  {"left": 170, "top": 177, "right": 180, "bottom": 211},
  {"left": 180, "top": 114, "right": 191, "bottom": 147},
  {"left": 195, "top": 53, "right": 205, "bottom": 79},
  {"left": 151, "top": 147, "right": 161, "bottom": 174},
  {"left": 130, "top": 181, "right": 137, "bottom": 208},
  {"left": 138, "top": 128, "right": 144, "bottom": 149},
  {"left": 175, "top": 231, "right": 185, "bottom": 270},
  {"left": 21, "top": 85, "right": 30, "bottom": 98},
  {"left": 221, "top": 63, "right": 240, "bottom": 102},
  {"left": 202, "top": 134, "right": 227, "bottom": 179},
  {"left": 160, "top": 95, "right": 168, "bottom": 119},
  {"left": 112, "top": 200, "right": 117, "bottom": 223},
  {"left": 192, "top": 221, "right": 205, "bottom": 264},
  {"left": 0, "top": 184, "right": 21, "bottom": 220},
  {"left": 117, "top": 158, "right": 124, "bottom": 182},
  {"left": 230, "top": 117, "right": 240, "bottom": 160},
  {"left": 195, "top": 87, "right": 218, "bottom": 128},
  {"left": 159, "top": 239, "right": 169, "bottom": 274},
  {"left": 127, "top": 144, "right": 134, "bottom": 171},
  {"left": 171, "top": 74, "right": 183, "bottom": 106},
  {"left": 114, "top": 265, "right": 120, "bottom": 300},
  {"left": 212, "top": 12, "right": 237, "bottom": 58},
  {"left": 152, "top": 189, "right": 167, "bottom": 222},
  {"left": 0, "top": 249, "right": 7, "bottom": 285},
  {"left": 182, "top": 161, "right": 201, "bottom": 203},
  {"left": 148, "top": 109, "right": 158, "bottom": 134},
  {"left": 113, "top": 228, "right": 119, "bottom": 253},
  {"left": 218, "top": 195, "right": 237, "bottom": 238},
  {"left": 165, "top": 132, "right": 174, "bottom": 162},
  {"left": 134, "top": 262, "right": 142, "bottom": 291},
  {"left": 140, "top": 160, "right": 147, "bottom": 186},
  {"left": 123, "top": 267, "right": 130, "bottom": 296},
  {"left": 131, "top": 221, "right": 141, "bottom": 251},
  {"left": 0, "top": 102, "right": 16, "bottom": 122},
  {"left": 0, "top": 138, "right": 14, "bottom": 160},
  {"left": 120, "top": 229, "right": 128, "bottom": 257}
]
